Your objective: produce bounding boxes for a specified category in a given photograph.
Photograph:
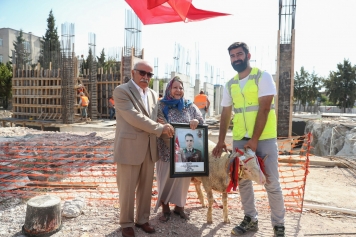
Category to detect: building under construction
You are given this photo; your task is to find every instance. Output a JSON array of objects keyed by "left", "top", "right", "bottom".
[{"left": 7, "top": 12, "right": 144, "bottom": 127}]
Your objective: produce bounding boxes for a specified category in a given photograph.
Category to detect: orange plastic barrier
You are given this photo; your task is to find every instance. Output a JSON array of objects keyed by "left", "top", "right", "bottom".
[{"left": 0, "top": 133, "right": 311, "bottom": 212}]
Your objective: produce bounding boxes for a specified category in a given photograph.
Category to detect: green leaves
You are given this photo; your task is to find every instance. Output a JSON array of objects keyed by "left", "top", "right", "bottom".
[
  {"left": 38, "top": 10, "right": 61, "bottom": 69},
  {"left": 0, "top": 62, "right": 12, "bottom": 109},
  {"left": 294, "top": 66, "right": 322, "bottom": 108},
  {"left": 323, "top": 59, "right": 356, "bottom": 111},
  {"left": 12, "top": 29, "right": 32, "bottom": 69}
]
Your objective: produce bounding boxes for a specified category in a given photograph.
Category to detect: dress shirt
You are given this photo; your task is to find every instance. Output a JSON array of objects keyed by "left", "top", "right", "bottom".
[{"left": 131, "top": 79, "right": 149, "bottom": 112}]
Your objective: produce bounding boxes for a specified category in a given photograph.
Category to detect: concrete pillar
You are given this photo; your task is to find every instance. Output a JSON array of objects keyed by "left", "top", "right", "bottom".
[
  {"left": 194, "top": 79, "right": 200, "bottom": 96},
  {"left": 153, "top": 79, "right": 159, "bottom": 94},
  {"left": 162, "top": 82, "right": 168, "bottom": 97},
  {"left": 276, "top": 29, "right": 295, "bottom": 138},
  {"left": 219, "top": 86, "right": 224, "bottom": 114},
  {"left": 215, "top": 85, "right": 222, "bottom": 115},
  {"left": 203, "top": 82, "right": 214, "bottom": 118}
]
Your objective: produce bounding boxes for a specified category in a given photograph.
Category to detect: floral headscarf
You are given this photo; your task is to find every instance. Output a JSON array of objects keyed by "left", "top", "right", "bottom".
[{"left": 160, "top": 76, "right": 192, "bottom": 121}]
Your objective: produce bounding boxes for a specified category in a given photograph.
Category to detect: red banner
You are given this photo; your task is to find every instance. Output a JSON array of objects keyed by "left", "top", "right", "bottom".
[{"left": 125, "top": 0, "right": 230, "bottom": 25}]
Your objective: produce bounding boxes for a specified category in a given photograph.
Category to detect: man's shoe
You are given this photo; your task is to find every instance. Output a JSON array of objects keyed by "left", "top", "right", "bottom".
[
  {"left": 274, "top": 225, "right": 285, "bottom": 237},
  {"left": 122, "top": 227, "right": 135, "bottom": 237},
  {"left": 231, "top": 215, "right": 258, "bottom": 236},
  {"left": 134, "top": 222, "right": 155, "bottom": 233}
]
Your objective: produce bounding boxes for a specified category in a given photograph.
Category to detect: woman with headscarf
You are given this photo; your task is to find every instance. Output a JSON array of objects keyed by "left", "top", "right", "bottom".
[{"left": 154, "top": 76, "right": 204, "bottom": 222}]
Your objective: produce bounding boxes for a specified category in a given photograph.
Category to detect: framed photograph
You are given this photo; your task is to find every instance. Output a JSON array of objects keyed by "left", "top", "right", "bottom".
[{"left": 170, "top": 123, "right": 209, "bottom": 178}]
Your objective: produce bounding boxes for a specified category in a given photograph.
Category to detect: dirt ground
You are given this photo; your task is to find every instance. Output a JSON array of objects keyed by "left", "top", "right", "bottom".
[{"left": 0, "top": 112, "right": 356, "bottom": 237}]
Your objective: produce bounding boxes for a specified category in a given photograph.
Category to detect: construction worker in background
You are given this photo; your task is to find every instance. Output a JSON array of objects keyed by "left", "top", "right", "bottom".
[
  {"left": 79, "top": 92, "right": 89, "bottom": 120},
  {"left": 194, "top": 90, "right": 210, "bottom": 120},
  {"left": 77, "top": 84, "right": 84, "bottom": 95},
  {"left": 108, "top": 96, "right": 115, "bottom": 120}
]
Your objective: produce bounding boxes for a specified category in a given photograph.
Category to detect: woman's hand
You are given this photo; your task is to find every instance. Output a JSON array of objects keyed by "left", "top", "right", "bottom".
[{"left": 189, "top": 119, "right": 199, "bottom": 130}]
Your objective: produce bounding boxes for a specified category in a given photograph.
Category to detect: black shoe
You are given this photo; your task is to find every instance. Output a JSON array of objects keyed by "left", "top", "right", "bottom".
[
  {"left": 231, "top": 215, "right": 258, "bottom": 235},
  {"left": 274, "top": 225, "right": 285, "bottom": 237}
]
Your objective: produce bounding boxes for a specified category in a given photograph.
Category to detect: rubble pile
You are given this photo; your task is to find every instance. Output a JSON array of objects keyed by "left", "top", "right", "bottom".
[{"left": 305, "top": 117, "right": 356, "bottom": 157}]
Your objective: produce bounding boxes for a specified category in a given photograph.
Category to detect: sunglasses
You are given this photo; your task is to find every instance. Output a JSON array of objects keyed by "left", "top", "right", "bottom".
[{"left": 134, "top": 69, "right": 154, "bottom": 78}]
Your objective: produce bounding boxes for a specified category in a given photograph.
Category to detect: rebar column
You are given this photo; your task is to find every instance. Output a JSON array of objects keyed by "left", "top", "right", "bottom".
[{"left": 61, "top": 23, "right": 75, "bottom": 124}]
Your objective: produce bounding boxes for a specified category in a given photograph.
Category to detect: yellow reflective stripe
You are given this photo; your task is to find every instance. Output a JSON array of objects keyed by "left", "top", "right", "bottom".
[{"left": 233, "top": 104, "right": 275, "bottom": 113}]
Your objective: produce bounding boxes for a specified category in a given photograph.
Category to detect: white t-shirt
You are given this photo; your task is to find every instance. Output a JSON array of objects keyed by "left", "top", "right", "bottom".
[{"left": 221, "top": 71, "right": 276, "bottom": 107}]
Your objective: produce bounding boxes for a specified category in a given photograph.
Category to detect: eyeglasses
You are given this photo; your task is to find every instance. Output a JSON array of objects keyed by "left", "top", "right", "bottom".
[{"left": 134, "top": 69, "right": 154, "bottom": 78}]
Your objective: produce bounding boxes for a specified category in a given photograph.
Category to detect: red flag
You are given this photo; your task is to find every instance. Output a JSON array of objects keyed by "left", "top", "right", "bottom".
[
  {"left": 147, "top": 0, "right": 168, "bottom": 10},
  {"left": 125, "top": 0, "right": 230, "bottom": 25},
  {"left": 175, "top": 136, "right": 180, "bottom": 162}
]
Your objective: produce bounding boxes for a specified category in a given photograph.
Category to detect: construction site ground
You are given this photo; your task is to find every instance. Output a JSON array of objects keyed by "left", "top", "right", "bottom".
[{"left": 0, "top": 110, "right": 356, "bottom": 237}]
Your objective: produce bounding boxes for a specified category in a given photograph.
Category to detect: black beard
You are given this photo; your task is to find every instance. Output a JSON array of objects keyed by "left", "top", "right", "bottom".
[{"left": 231, "top": 57, "right": 248, "bottom": 72}]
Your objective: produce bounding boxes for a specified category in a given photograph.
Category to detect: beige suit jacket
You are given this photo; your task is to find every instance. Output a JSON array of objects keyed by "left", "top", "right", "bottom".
[{"left": 113, "top": 80, "right": 164, "bottom": 165}]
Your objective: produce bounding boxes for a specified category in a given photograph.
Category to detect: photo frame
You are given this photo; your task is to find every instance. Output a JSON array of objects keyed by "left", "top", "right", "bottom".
[{"left": 170, "top": 123, "right": 209, "bottom": 178}]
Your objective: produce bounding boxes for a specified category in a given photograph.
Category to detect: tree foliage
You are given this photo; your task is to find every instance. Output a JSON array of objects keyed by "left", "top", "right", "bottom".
[
  {"left": 0, "top": 62, "right": 13, "bottom": 109},
  {"left": 294, "top": 66, "right": 309, "bottom": 106},
  {"left": 38, "top": 10, "right": 61, "bottom": 69},
  {"left": 106, "top": 56, "right": 119, "bottom": 72},
  {"left": 12, "top": 29, "right": 31, "bottom": 69},
  {"left": 80, "top": 49, "right": 120, "bottom": 75},
  {"left": 294, "top": 66, "right": 322, "bottom": 110},
  {"left": 96, "top": 49, "right": 106, "bottom": 68},
  {"left": 323, "top": 59, "right": 356, "bottom": 112},
  {"left": 86, "top": 48, "right": 95, "bottom": 69},
  {"left": 149, "top": 78, "right": 164, "bottom": 92}
]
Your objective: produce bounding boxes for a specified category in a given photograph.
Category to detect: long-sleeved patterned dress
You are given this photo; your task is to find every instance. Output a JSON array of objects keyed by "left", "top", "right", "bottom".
[{"left": 154, "top": 100, "right": 204, "bottom": 212}]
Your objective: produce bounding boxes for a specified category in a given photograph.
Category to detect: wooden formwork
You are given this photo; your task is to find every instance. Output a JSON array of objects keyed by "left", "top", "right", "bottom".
[
  {"left": 12, "top": 69, "right": 67, "bottom": 120},
  {"left": 11, "top": 69, "right": 122, "bottom": 121},
  {"left": 10, "top": 48, "right": 149, "bottom": 121},
  {"left": 96, "top": 68, "right": 120, "bottom": 119}
]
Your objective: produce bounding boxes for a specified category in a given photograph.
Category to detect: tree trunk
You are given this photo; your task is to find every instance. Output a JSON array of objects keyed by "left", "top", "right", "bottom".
[
  {"left": 4, "top": 96, "right": 9, "bottom": 109},
  {"left": 23, "top": 195, "right": 62, "bottom": 236}
]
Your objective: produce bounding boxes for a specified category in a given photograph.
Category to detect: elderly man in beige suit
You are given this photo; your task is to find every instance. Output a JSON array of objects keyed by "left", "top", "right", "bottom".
[{"left": 113, "top": 60, "right": 174, "bottom": 237}]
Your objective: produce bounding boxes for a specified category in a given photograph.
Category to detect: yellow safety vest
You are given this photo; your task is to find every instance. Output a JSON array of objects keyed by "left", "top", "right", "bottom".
[
  {"left": 227, "top": 67, "right": 276, "bottom": 140},
  {"left": 194, "top": 94, "right": 208, "bottom": 109}
]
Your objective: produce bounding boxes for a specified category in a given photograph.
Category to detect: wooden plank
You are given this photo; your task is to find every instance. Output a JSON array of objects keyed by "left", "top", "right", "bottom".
[
  {"left": 278, "top": 156, "right": 347, "bottom": 168},
  {"left": 26, "top": 182, "right": 99, "bottom": 188}
]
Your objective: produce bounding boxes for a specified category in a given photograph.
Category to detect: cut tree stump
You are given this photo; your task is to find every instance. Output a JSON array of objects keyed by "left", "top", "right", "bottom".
[{"left": 22, "top": 195, "right": 62, "bottom": 236}]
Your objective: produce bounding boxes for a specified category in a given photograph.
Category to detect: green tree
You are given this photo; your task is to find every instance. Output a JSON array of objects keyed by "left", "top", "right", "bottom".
[
  {"left": 294, "top": 66, "right": 309, "bottom": 110},
  {"left": 85, "top": 48, "right": 95, "bottom": 70},
  {"left": 96, "top": 48, "right": 106, "bottom": 69},
  {"left": 105, "top": 56, "right": 118, "bottom": 73},
  {"left": 323, "top": 59, "right": 356, "bottom": 112},
  {"left": 38, "top": 10, "right": 61, "bottom": 69},
  {"left": 13, "top": 29, "right": 31, "bottom": 69},
  {"left": 305, "top": 71, "right": 322, "bottom": 109},
  {"left": 0, "top": 62, "right": 13, "bottom": 109},
  {"left": 149, "top": 78, "right": 164, "bottom": 93},
  {"left": 294, "top": 67, "right": 322, "bottom": 112}
]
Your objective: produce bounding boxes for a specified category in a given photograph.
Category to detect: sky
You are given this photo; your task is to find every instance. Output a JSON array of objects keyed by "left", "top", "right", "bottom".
[{"left": 1, "top": 0, "right": 356, "bottom": 85}]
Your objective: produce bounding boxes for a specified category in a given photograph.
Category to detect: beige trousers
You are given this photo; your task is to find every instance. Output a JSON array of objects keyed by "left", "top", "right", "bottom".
[{"left": 116, "top": 149, "right": 155, "bottom": 228}]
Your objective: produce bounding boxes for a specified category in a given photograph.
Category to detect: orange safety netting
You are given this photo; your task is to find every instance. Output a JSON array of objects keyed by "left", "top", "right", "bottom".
[{"left": 0, "top": 133, "right": 311, "bottom": 212}]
